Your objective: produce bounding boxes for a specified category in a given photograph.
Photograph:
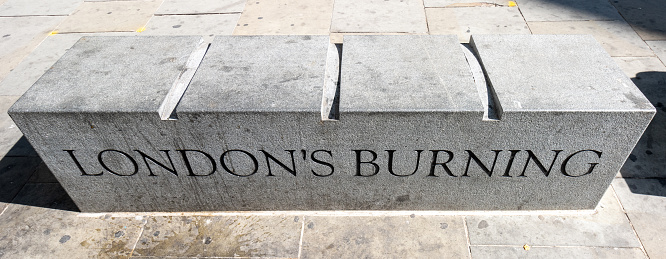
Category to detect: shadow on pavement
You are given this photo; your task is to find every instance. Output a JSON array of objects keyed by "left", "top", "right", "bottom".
[{"left": 0, "top": 137, "right": 79, "bottom": 212}]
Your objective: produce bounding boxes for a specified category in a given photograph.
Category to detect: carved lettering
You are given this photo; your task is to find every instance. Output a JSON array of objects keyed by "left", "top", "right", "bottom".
[
  {"left": 354, "top": 150, "right": 379, "bottom": 177},
  {"left": 178, "top": 149, "right": 216, "bottom": 176},
  {"left": 220, "top": 149, "right": 258, "bottom": 177},
  {"left": 135, "top": 150, "right": 177, "bottom": 176},
  {"left": 561, "top": 150, "right": 602, "bottom": 177},
  {"left": 463, "top": 150, "right": 502, "bottom": 177},
  {"left": 311, "top": 150, "right": 334, "bottom": 177},
  {"left": 428, "top": 150, "right": 455, "bottom": 177},
  {"left": 519, "top": 150, "right": 563, "bottom": 177},
  {"left": 98, "top": 149, "right": 138, "bottom": 176}
]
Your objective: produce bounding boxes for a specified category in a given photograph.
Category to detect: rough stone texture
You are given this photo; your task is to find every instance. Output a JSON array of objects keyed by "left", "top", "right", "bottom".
[
  {"left": 331, "top": 0, "right": 427, "bottom": 33},
  {"left": 0, "top": 96, "right": 32, "bottom": 158},
  {"left": 233, "top": 0, "right": 334, "bottom": 35},
  {"left": 143, "top": 14, "right": 239, "bottom": 36},
  {"left": 9, "top": 35, "right": 655, "bottom": 212},
  {"left": 155, "top": 0, "right": 246, "bottom": 15},
  {"left": 56, "top": 1, "right": 161, "bottom": 33},
  {"left": 528, "top": 20, "right": 654, "bottom": 57},
  {"left": 613, "top": 57, "right": 666, "bottom": 178},
  {"left": 424, "top": 0, "right": 509, "bottom": 7},
  {"left": 470, "top": 246, "right": 646, "bottom": 259},
  {"left": 132, "top": 215, "right": 302, "bottom": 257},
  {"left": 426, "top": 7, "right": 530, "bottom": 43},
  {"left": 466, "top": 189, "right": 642, "bottom": 247},
  {"left": 611, "top": 0, "right": 666, "bottom": 40},
  {"left": 517, "top": 0, "right": 624, "bottom": 21},
  {"left": 301, "top": 215, "right": 468, "bottom": 258}
]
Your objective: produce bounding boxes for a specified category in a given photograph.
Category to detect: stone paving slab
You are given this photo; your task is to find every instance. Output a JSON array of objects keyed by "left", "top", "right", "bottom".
[
  {"left": 424, "top": 0, "right": 510, "bottom": 7},
  {"left": 466, "top": 188, "right": 641, "bottom": 247},
  {"left": 0, "top": 16, "right": 64, "bottom": 82},
  {"left": 612, "top": 178, "right": 666, "bottom": 214},
  {"left": 0, "top": 202, "right": 144, "bottom": 258},
  {"left": 625, "top": 212, "right": 666, "bottom": 259},
  {"left": 0, "top": 0, "right": 81, "bottom": 16},
  {"left": 233, "top": 0, "right": 334, "bottom": 35},
  {"left": 426, "top": 7, "right": 529, "bottom": 43},
  {"left": 301, "top": 215, "right": 468, "bottom": 258},
  {"left": 517, "top": 0, "right": 623, "bottom": 22},
  {"left": 331, "top": 0, "right": 427, "bottom": 33},
  {"left": 528, "top": 20, "right": 653, "bottom": 57},
  {"left": 611, "top": 0, "right": 666, "bottom": 41},
  {"left": 647, "top": 41, "right": 666, "bottom": 63},
  {"left": 470, "top": 246, "right": 646, "bottom": 259},
  {"left": 613, "top": 57, "right": 666, "bottom": 178},
  {"left": 143, "top": 14, "right": 239, "bottom": 35},
  {"left": 155, "top": 0, "right": 246, "bottom": 15},
  {"left": 57, "top": 0, "right": 161, "bottom": 33},
  {"left": 131, "top": 215, "right": 302, "bottom": 257},
  {"left": 27, "top": 162, "right": 58, "bottom": 183},
  {"left": 0, "top": 34, "right": 81, "bottom": 97}
]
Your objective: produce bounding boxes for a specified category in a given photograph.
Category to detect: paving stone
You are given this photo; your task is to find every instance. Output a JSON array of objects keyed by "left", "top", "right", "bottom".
[
  {"left": 529, "top": 20, "right": 653, "bottom": 57},
  {"left": 517, "top": 0, "right": 623, "bottom": 21},
  {"left": 143, "top": 14, "right": 239, "bottom": 35},
  {"left": 426, "top": 7, "right": 529, "bottom": 43},
  {"left": 613, "top": 57, "right": 666, "bottom": 178},
  {"left": 626, "top": 212, "right": 666, "bottom": 259},
  {"left": 466, "top": 188, "right": 641, "bottom": 247},
  {"left": 233, "top": 0, "right": 334, "bottom": 35},
  {"left": 611, "top": 0, "right": 666, "bottom": 40},
  {"left": 424, "top": 0, "right": 510, "bottom": 7},
  {"left": 0, "top": 34, "right": 82, "bottom": 96},
  {"left": 27, "top": 162, "right": 58, "bottom": 183},
  {"left": 10, "top": 183, "right": 78, "bottom": 210},
  {"left": 57, "top": 1, "right": 161, "bottom": 33},
  {"left": 0, "top": 0, "right": 81, "bottom": 16},
  {"left": 0, "top": 16, "right": 64, "bottom": 82},
  {"left": 612, "top": 178, "right": 666, "bottom": 214},
  {"left": 132, "top": 215, "right": 301, "bottom": 257},
  {"left": 156, "top": 0, "right": 246, "bottom": 15},
  {"left": 0, "top": 157, "right": 40, "bottom": 203},
  {"left": 0, "top": 203, "right": 144, "bottom": 258},
  {"left": 647, "top": 41, "right": 666, "bottom": 64},
  {"left": 301, "top": 215, "right": 468, "bottom": 258},
  {"left": 470, "top": 246, "right": 646, "bottom": 259},
  {"left": 331, "top": 0, "right": 427, "bottom": 33}
]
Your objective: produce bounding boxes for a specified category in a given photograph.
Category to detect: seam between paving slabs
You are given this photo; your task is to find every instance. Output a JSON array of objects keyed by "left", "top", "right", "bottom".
[
  {"left": 128, "top": 218, "right": 147, "bottom": 257},
  {"left": 610, "top": 184, "right": 650, "bottom": 258},
  {"left": 462, "top": 217, "right": 473, "bottom": 259},
  {"left": 297, "top": 215, "right": 305, "bottom": 259}
]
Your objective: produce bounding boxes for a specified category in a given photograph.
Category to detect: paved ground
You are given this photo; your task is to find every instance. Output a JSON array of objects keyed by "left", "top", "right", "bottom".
[{"left": 0, "top": 0, "right": 665, "bottom": 258}]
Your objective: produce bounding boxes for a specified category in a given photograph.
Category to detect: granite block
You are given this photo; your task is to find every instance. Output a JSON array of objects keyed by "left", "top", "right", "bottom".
[{"left": 9, "top": 35, "right": 655, "bottom": 212}]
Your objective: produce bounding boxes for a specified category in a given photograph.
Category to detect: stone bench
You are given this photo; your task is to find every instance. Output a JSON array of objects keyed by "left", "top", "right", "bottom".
[{"left": 8, "top": 35, "right": 654, "bottom": 212}]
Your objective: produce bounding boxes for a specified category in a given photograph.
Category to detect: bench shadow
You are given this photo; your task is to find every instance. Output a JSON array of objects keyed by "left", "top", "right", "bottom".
[
  {"left": 621, "top": 71, "right": 666, "bottom": 196},
  {"left": 0, "top": 136, "right": 79, "bottom": 212}
]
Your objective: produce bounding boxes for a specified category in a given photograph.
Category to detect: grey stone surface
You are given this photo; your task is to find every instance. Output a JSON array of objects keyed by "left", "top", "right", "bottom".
[
  {"left": 155, "top": 0, "right": 246, "bottom": 15},
  {"left": 330, "top": 0, "right": 427, "bottom": 33},
  {"left": 180, "top": 35, "right": 328, "bottom": 112},
  {"left": 301, "top": 215, "right": 468, "bottom": 258},
  {"left": 625, "top": 212, "right": 666, "bottom": 259},
  {"left": 0, "top": 0, "right": 81, "bottom": 16},
  {"left": 132, "top": 215, "right": 301, "bottom": 257},
  {"left": 517, "top": 0, "right": 624, "bottom": 21},
  {"left": 10, "top": 36, "right": 203, "bottom": 113},
  {"left": 424, "top": 0, "right": 507, "bottom": 7},
  {"left": 612, "top": 178, "right": 666, "bottom": 214},
  {"left": 466, "top": 189, "right": 642, "bottom": 247},
  {"left": 470, "top": 246, "right": 646, "bottom": 259},
  {"left": 341, "top": 35, "right": 480, "bottom": 112},
  {"left": 0, "top": 96, "right": 35, "bottom": 158},
  {"left": 56, "top": 0, "right": 161, "bottom": 33},
  {"left": 9, "top": 35, "right": 655, "bottom": 211},
  {"left": 613, "top": 57, "right": 666, "bottom": 178},
  {"left": 611, "top": 0, "right": 666, "bottom": 40},
  {"left": 27, "top": 162, "right": 59, "bottom": 183}
]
